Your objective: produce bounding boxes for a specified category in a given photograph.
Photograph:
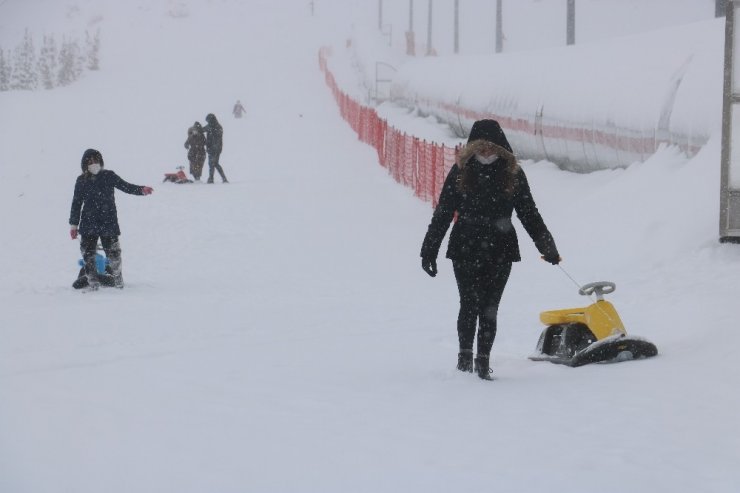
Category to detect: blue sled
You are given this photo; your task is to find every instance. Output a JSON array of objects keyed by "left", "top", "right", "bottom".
[{"left": 78, "top": 253, "right": 109, "bottom": 275}]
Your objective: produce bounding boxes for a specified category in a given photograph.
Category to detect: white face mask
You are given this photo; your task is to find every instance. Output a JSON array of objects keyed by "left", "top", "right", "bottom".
[
  {"left": 88, "top": 163, "right": 101, "bottom": 175},
  {"left": 475, "top": 153, "right": 498, "bottom": 165}
]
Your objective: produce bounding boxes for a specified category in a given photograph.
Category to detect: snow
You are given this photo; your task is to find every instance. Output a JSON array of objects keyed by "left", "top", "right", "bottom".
[{"left": 1, "top": 1, "right": 739, "bottom": 492}]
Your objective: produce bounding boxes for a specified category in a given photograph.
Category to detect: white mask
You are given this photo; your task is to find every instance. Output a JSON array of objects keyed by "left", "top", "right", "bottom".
[
  {"left": 475, "top": 153, "right": 498, "bottom": 165},
  {"left": 88, "top": 163, "right": 101, "bottom": 175}
]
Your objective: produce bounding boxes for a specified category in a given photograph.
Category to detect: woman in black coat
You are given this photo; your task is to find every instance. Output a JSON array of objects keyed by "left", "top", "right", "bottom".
[
  {"left": 420, "top": 120, "right": 561, "bottom": 380},
  {"left": 69, "top": 149, "right": 153, "bottom": 290}
]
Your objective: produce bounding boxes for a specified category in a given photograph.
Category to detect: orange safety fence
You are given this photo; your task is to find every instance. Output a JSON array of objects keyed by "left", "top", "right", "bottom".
[{"left": 319, "top": 47, "right": 458, "bottom": 208}]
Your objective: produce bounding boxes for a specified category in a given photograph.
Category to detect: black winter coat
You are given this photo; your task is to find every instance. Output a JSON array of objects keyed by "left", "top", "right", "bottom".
[
  {"left": 185, "top": 127, "right": 206, "bottom": 162},
  {"left": 69, "top": 170, "right": 146, "bottom": 236},
  {"left": 421, "top": 160, "right": 559, "bottom": 263},
  {"left": 202, "top": 121, "right": 223, "bottom": 155}
]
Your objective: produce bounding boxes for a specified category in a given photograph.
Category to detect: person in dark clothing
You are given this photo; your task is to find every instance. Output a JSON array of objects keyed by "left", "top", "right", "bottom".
[
  {"left": 69, "top": 148, "right": 153, "bottom": 290},
  {"left": 184, "top": 121, "right": 206, "bottom": 181},
  {"left": 202, "top": 113, "right": 228, "bottom": 184},
  {"left": 420, "top": 120, "right": 561, "bottom": 380}
]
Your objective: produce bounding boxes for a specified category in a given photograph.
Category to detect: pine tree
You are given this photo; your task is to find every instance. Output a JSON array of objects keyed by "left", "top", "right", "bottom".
[
  {"left": 57, "top": 37, "right": 80, "bottom": 86},
  {"left": 0, "top": 48, "right": 11, "bottom": 91},
  {"left": 73, "top": 38, "right": 84, "bottom": 80},
  {"left": 37, "top": 34, "right": 58, "bottom": 90},
  {"left": 11, "top": 29, "right": 37, "bottom": 90},
  {"left": 86, "top": 29, "right": 100, "bottom": 70}
]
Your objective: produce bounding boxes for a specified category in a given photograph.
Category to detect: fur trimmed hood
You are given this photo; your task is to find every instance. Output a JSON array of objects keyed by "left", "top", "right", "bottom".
[
  {"left": 457, "top": 120, "right": 519, "bottom": 195},
  {"left": 457, "top": 139, "right": 517, "bottom": 171},
  {"left": 458, "top": 119, "right": 517, "bottom": 171}
]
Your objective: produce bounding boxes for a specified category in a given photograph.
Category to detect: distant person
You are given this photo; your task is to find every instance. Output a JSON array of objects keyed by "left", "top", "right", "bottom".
[
  {"left": 202, "top": 113, "right": 228, "bottom": 184},
  {"left": 232, "top": 100, "right": 246, "bottom": 119},
  {"left": 420, "top": 119, "right": 561, "bottom": 380},
  {"left": 69, "top": 148, "right": 154, "bottom": 290},
  {"left": 184, "top": 121, "right": 206, "bottom": 181}
]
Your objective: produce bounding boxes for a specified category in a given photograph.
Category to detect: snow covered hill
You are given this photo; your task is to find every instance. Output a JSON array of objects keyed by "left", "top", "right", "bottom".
[{"left": 1, "top": 1, "right": 739, "bottom": 492}]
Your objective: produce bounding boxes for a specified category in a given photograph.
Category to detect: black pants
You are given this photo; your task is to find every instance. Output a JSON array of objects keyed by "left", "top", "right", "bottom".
[
  {"left": 452, "top": 259, "right": 512, "bottom": 357},
  {"left": 80, "top": 235, "right": 122, "bottom": 284},
  {"left": 207, "top": 151, "right": 228, "bottom": 182}
]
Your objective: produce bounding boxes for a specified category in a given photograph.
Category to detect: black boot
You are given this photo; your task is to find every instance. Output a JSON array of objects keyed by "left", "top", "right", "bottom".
[
  {"left": 82, "top": 253, "right": 100, "bottom": 291},
  {"left": 457, "top": 351, "right": 473, "bottom": 373},
  {"left": 474, "top": 355, "right": 494, "bottom": 381}
]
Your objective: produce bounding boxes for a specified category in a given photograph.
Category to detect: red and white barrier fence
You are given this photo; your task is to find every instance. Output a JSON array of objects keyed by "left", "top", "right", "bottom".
[{"left": 319, "top": 47, "right": 457, "bottom": 208}]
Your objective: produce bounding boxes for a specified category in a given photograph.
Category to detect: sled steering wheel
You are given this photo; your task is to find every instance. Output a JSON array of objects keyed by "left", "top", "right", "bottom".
[{"left": 578, "top": 281, "right": 616, "bottom": 299}]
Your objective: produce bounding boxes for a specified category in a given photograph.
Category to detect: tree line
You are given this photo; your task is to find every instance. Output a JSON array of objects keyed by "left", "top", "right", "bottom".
[{"left": 0, "top": 28, "right": 100, "bottom": 91}]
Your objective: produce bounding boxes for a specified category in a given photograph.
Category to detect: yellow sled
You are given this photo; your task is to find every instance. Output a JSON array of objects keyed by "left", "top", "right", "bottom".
[{"left": 530, "top": 281, "right": 658, "bottom": 367}]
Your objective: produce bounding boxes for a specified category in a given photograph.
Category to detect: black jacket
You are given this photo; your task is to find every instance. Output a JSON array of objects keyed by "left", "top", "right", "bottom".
[
  {"left": 69, "top": 170, "right": 146, "bottom": 236},
  {"left": 185, "top": 127, "right": 206, "bottom": 162},
  {"left": 202, "top": 120, "right": 223, "bottom": 155},
  {"left": 421, "top": 159, "right": 558, "bottom": 263}
]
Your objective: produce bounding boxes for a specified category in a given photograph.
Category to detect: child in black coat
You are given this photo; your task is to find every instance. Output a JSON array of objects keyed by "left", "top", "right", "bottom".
[{"left": 69, "top": 149, "right": 153, "bottom": 290}]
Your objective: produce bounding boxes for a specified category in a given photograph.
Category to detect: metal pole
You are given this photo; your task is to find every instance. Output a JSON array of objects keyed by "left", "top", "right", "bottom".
[
  {"left": 454, "top": 0, "right": 459, "bottom": 54},
  {"left": 409, "top": 0, "right": 414, "bottom": 32},
  {"left": 718, "top": 0, "right": 727, "bottom": 17},
  {"left": 427, "top": 0, "right": 433, "bottom": 55},
  {"left": 720, "top": 0, "right": 735, "bottom": 241},
  {"left": 406, "top": 0, "right": 415, "bottom": 55},
  {"left": 495, "top": 0, "right": 503, "bottom": 53},
  {"left": 566, "top": 0, "right": 575, "bottom": 45}
]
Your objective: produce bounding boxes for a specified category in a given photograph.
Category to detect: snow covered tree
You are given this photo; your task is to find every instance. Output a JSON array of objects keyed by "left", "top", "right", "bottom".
[
  {"left": 11, "top": 29, "right": 37, "bottom": 90},
  {"left": 85, "top": 29, "right": 100, "bottom": 71},
  {"left": 37, "top": 34, "right": 58, "bottom": 90},
  {"left": 0, "top": 48, "right": 11, "bottom": 91},
  {"left": 57, "top": 37, "right": 82, "bottom": 86}
]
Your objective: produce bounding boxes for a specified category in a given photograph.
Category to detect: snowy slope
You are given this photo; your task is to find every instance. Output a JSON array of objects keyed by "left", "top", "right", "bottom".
[{"left": 1, "top": 1, "right": 739, "bottom": 492}]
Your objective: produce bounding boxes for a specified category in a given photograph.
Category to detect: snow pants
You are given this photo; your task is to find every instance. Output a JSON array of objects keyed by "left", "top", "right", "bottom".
[
  {"left": 80, "top": 235, "right": 122, "bottom": 285},
  {"left": 452, "top": 259, "right": 512, "bottom": 357}
]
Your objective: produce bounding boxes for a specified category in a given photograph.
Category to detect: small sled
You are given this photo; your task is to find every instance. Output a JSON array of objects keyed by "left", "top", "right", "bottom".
[
  {"left": 163, "top": 166, "right": 193, "bottom": 184},
  {"left": 529, "top": 281, "right": 658, "bottom": 367},
  {"left": 72, "top": 252, "right": 115, "bottom": 289}
]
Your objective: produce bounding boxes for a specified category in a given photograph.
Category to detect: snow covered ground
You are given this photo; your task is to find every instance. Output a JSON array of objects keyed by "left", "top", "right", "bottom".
[{"left": 1, "top": 1, "right": 739, "bottom": 492}]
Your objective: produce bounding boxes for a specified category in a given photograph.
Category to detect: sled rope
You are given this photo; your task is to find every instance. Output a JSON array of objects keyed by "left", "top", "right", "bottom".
[{"left": 558, "top": 265, "right": 585, "bottom": 294}]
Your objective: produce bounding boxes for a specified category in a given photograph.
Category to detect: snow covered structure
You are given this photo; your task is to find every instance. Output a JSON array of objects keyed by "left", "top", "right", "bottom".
[{"left": 374, "top": 19, "right": 724, "bottom": 172}]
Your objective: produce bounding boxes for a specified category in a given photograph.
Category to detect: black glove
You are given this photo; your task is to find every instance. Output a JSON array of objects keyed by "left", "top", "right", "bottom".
[
  {"left": 542, "top": 253, "right": 561, "bottom": 265},
  {"left": 421, "top": 257, "right": 438, "bottom": 277}
]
